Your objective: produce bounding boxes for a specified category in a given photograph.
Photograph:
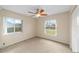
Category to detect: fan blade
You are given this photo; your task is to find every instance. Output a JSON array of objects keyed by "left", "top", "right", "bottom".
[
  {"left": 40, "top": 9, "right": 44, "bottom": 13},
  {"left": 40, "top": 14, "right": 47, "bottom": 16},
  {"left": 28, "top": 11, "right": 36, "bottom": 14}
]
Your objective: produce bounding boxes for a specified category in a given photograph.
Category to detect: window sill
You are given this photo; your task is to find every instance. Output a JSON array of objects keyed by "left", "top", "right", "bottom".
[{"left": 3, "top": 32, "right": 22, "bottom": 35}]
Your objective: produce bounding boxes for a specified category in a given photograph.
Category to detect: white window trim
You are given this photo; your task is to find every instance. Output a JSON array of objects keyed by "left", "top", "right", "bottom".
[
  {"left": 44, "top": 20, "right": 57, "bottom": 36},
  {"left": 3, "top": 16, "right": 23, "bottom": 35}
]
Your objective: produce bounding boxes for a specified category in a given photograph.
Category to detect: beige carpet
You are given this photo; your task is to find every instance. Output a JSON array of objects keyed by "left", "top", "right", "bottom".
[{"left": 0, "top": 37, "right": 71, "bottom": 53}]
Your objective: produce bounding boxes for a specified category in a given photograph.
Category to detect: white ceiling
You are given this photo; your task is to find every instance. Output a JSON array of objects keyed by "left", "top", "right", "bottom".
[{"left": 0, "top": 5, "right": 73, "bottom": 16}]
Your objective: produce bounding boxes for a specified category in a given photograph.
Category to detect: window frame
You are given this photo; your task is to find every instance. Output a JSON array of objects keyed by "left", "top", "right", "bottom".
[
  {"left": 3, "top": 16, "right": 23, "bottom": 34},
  {"left": 44, "top": 19, "right": 57, "bottom": 36}
]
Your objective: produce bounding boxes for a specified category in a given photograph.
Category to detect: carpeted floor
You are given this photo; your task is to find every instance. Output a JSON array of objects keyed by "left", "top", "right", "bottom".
[{"left": 0, "top": 37, "right": 71, "bottom": 53}]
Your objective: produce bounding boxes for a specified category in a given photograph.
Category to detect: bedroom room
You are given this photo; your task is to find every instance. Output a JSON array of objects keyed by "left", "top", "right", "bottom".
[{"left": 0, "top": 5, "right": 78, "bottom": 53}]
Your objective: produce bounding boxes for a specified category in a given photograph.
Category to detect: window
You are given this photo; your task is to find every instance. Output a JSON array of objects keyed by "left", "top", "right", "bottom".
[
  {"left": 15, "top": 20, "right": 22, "bottom": 32},
  {"left": 44, "top": 20, "right": 57, "bottom": 36},
  {"left": 4, "top": 17, "right": 22, "bottom": 34}
]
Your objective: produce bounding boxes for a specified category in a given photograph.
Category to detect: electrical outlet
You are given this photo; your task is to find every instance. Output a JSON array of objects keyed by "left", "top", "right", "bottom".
[{"left": 3, "top": 43, "right": 5, "bottom": 45}]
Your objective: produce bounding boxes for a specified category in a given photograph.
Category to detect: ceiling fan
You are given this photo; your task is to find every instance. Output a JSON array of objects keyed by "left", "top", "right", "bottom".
[{"left": 28, "top": 8, "right": 48, "bottom": 17}]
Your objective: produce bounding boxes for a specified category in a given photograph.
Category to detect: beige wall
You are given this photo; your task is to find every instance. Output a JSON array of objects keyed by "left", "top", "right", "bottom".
[
  {"left": 0, "top": 10, "right": 36, "bottom": 48},
  {"left": 36, "top": 12, "right": 70, "bottom": 44},
  {"left": 0, "top": 12, "right": 2, "bottom": 47}
]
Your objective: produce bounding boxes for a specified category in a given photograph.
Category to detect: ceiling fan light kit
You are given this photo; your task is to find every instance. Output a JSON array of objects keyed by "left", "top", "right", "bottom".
[
  {"left": 28, "top": 8, "right": 48, "bottom": 17},
  {"left": 36, "top": 14, "right": 41, "bottom": 17}
]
